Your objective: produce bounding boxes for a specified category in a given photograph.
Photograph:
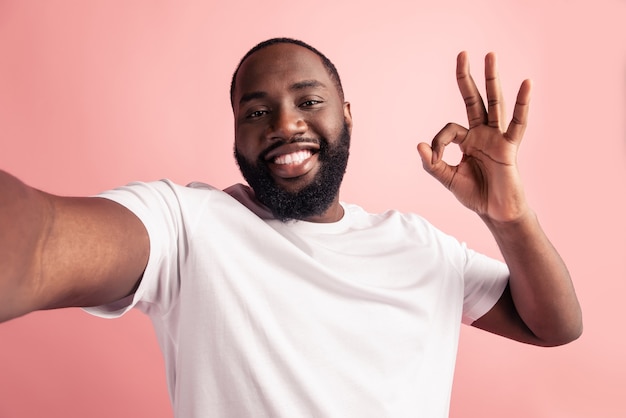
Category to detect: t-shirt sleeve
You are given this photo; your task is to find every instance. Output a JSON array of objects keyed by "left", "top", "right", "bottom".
[
  {"left": 460, "top": 245, "right": 509, "bottom": 325},
  {"left": 83, "top": 180, "right": 184, "bottom": 319}
]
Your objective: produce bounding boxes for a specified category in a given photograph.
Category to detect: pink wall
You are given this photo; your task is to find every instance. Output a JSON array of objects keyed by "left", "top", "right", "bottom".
[{"left": 1, "top": 1, "right": 624, "bottom": 416}]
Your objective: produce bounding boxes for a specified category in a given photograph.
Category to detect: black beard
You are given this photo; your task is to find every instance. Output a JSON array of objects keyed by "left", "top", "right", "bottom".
[{"left": 234, "top": 123, "right": 350, "bottom": 222}]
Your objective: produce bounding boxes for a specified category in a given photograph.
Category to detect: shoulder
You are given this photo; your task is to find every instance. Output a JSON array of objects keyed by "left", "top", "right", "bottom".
[
  {"left": 344, "top": 203, "right": 440, "bottom": 235},
  {"left": 97, "top": 180, "right": 260, "bottom": 231},
  {"left": 99, "top": 179, "right": 244, "bottom": 207}
]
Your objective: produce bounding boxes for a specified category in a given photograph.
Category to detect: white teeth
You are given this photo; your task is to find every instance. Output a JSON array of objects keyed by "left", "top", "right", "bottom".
[{"left": 274, "top": 150, "right": 312, "bottom": 165}]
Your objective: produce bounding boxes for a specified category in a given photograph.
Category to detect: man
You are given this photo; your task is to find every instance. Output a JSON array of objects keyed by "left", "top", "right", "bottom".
[{"left": 0, "top": 38, "right": 581, "bottom": 417}]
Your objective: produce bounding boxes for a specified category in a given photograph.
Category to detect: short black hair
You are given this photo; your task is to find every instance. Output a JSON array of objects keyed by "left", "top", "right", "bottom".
[{"left": 230, "top": 37, "right": 344, "bottom": 108}]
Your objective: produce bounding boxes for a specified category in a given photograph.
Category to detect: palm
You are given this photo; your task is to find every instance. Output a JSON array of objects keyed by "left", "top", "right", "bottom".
[{"left": 418, "top": 52, "right": 531, "bottom": 222}]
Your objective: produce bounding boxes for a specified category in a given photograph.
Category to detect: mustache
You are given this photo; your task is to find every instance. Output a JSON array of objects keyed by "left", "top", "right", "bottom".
[{"left": 258, "top": 137, "right": 323, "bottom": 162}]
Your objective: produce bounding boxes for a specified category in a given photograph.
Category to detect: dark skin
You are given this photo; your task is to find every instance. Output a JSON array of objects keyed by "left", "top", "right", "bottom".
[
  {"left": 417, "top": 52, "right": 582, "bottom": 345},
  {"left": 232, "top": 43, "right": 352, "bottom": 223},
  {"left": 234, "top": 44, "right": 582, "bottom": 346},
  {"left": 0, "top": 44, "right": 582, "bottom": 349}
]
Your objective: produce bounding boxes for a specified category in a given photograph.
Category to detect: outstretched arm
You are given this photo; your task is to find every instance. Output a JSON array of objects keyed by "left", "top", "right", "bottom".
[
  {"left": 417, "top": 52, "right": 582, "bottom": 346},
  {"left": 0, "top": 170, "right": 149, "bottom": 323}
]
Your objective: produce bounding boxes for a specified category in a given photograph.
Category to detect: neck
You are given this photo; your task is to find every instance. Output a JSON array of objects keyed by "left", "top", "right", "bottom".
[{"left": 301, "top": 198, "right": 344, "bottom": 223}]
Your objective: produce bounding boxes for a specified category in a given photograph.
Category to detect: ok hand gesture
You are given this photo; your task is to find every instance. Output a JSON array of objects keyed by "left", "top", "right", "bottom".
[{"left": 418, "top": 52, "right": 532, "bottom": 223}]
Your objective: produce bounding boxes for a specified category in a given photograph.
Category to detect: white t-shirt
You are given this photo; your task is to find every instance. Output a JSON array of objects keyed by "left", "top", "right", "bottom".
[{"left": 86, "top": 180, "right": 508, "bottom": 418}]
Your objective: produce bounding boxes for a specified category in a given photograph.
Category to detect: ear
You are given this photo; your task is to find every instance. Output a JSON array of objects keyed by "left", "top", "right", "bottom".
[{"left": 343, "top": 102, "right": 353, "bottom": 133}]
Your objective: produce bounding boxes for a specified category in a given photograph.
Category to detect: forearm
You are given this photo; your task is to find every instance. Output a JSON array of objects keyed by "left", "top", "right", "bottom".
[
  {"left": 0, "top": 170, "right": 52, "bottom": 322},
  {"left": 482, "top": 210, "right": 583, "bottom": 345}
]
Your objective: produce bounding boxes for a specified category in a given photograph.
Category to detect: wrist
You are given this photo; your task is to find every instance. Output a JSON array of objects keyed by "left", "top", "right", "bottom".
[{"left": 479, "top": 207, "right": 537, "bottom": 234}]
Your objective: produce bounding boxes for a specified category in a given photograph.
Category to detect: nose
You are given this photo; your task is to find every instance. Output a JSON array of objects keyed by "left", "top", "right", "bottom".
[{"left": 266, "top": 107, "right": 306, "bottom": 142}]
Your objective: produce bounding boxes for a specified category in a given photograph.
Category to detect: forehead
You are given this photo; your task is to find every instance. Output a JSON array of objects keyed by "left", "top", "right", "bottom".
[{"left": 234, "top": 43, "right": 334, "bottom": 100}]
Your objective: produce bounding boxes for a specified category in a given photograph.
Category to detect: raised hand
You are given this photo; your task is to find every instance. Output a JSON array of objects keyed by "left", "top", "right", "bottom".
[{"left": 417, "top": 52, "right": 532, "bottom": 223}]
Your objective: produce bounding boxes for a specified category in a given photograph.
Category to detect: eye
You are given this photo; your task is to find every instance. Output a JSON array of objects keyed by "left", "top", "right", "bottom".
[
  {"left": 246, "top": 109, "right": 269, "bottom": 119},
  {"left": 300, "top": 99, "right": 323, "bottom": 108}
]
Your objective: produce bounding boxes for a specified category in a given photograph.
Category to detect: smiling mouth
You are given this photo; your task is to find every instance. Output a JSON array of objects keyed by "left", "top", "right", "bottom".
[
  {"left": 264, "top": 141, "right": 320, "bottom": 161},
  {"left": 273, "top": 149, "right": 313, "bottom": 165},
  {"left": 264, "top": 144, "right": 320, "bottom": 180}
]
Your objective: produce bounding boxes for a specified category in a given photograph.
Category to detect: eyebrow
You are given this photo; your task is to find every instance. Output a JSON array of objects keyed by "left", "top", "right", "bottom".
[
  {"left": 291, "top": 79, "right": 327, "bottom": 91},
  {"left": 238, "top": 79, "right": 328, "bottom": 105},
  {"left": 239, "top": 91, "right": 267, "bottom": 105}
]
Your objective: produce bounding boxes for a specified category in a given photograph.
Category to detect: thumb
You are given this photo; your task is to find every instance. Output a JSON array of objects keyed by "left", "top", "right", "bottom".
[
  {"left": 417, "top": 142, "right": 435, "bottom": 168},
  {"left": 417, "top": 142, "right": 455, "bottom": 189}
]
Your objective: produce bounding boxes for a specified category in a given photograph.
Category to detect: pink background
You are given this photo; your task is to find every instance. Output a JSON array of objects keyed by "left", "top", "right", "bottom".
[{"left": 1, "top": 1, "right": 624, "bottom": 417}]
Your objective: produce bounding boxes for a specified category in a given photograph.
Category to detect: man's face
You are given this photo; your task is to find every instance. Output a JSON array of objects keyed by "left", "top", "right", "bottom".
[{"left": 232, "top": 43, "right": 352, "bottom": 221}]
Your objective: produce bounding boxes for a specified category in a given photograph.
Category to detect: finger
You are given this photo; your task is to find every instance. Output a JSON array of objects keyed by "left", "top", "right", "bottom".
[
  {"left": 506, "top": 79, "right": 532, "bottom": 143},
  {"left": 485, "top": 52, "right": 506, "bottom": 130},
  {"left": 430, "top": 122, "right": 469, "bottom": 164},
  {"left": 457, "top": 51, "right": 487, "bottom": 128}
]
